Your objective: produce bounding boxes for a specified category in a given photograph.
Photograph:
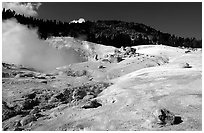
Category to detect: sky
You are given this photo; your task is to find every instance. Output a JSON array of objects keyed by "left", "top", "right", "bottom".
[{"left": 3, "top": 2, "right": 202, "bottom": 39}]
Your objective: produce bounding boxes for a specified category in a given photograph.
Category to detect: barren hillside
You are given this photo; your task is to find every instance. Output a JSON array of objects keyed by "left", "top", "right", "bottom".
[{"left": 2, "top": 38, "right": 202, "bottom": 131}]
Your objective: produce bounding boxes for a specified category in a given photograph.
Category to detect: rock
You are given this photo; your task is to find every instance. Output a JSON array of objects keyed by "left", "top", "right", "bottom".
[
  {"left": 18, "top": 72, "right": 35, "bottom": 78},
  {"left": 20, "top": 115, "right": 37, "bottom": 126},
  {"left": 94, "top": 54, "right": 98, "bottom": 60},
  {"left": 101, "top": 59, "right": 111, "bottom": 63},
  {"left": 50, "top": 76, "right": 56, "bottom": 79},
  {"left": 109, "top": 55, "right": 123, "bottom": 63},
  {"left": 13, "top": 127, "right": 24, "bottom": 131},
  {"left": 153, "top": 108, "right": 175, "bottom": 125},
  {"left": 98, "top": 65, "right": 106, "bottom": 69},
  {"left": 40, "top": 80, "right": 47, "bottom": 84},
  {"left": 89, "top": 77, "right": 93, "bottom": 81},
  {"left": 66, "top": 69, "right": 88, "bottom": 77},
  {"left": 114, "top": 46, "right": 137, "bottom": 58},
  {"left": 2, "top": 120, "right": 22, "bottom": 131},
  {"left": 35, "top": 76, "right": 46, "bottom": 79},
  {"left": 115, "top": 56, "right": 124, "bottom": 63},
  {"left": 22, "top": 92, "right": 36, "bottom": 99},
  {"left": 72, "top": 89, "right": 87, "bottom": 100},
  {"left": 2, "top": 72, "right": 10, "bottom": 78},
  {"left": 45, "top": 73, "right": 54, "bottom": 76},
  {"left": 14, "top": 74, "right": 21, "bottom": 78},
  {"left": 19, "top": 99, "right": 38, "bottom": 110},
  {"left": 2, "top": 101, "right": 16, "bottom": 121},
  {"left": 83, "top": 94, "right": 95, "bottom": 100},
  {"left": 82, "top": 99, "right": 102, "bottom": 109},
  {"left": 185, "top": 50, "right": 191, "bottom": 53},
  {"left": 181, "top": 63, "right": 192, "bottom": 68},
  {"left": 54, "top": 89, "right": 73, "bottom": 103}
]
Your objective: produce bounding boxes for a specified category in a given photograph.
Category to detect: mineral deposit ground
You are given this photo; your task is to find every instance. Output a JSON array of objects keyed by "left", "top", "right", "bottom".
[{"left": 2, "top": 41, "right": 202, "bottom": 131}]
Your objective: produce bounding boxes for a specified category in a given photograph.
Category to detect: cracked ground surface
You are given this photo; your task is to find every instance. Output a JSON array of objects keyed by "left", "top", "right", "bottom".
[{"left": 2, "top": 45, "right": 202, "bottom": 131}]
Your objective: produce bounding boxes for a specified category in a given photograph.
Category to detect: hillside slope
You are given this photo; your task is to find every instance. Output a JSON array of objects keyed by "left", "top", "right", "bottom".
[{"left": 3, "top": 8, "right": 202, "bottom": 48}]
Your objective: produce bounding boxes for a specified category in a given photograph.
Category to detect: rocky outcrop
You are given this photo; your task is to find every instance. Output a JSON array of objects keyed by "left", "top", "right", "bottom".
[{"left": 153, "top": 108, "right": 183, "bottom": 126}]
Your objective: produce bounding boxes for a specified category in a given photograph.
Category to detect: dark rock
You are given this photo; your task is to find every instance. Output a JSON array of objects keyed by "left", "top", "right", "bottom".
[
  {"left": 13, "top": 127, "right": 24, "bottom": 131},
  {"left": 22, "top": 92, "right": 36, "bottom": 99},
  {"left": 50, "top": 76, "right": 56, "bottom": 79},
  {"left": 108, "top": 55, "right": 124, "bottom": 63},
  {"left": 2, "top": 101, "right": 16, "bottom": 121},
  {"left": 185, "top": 50, "right": 191, "bottom": 53},
  {"left": 45, "top": 73, "right": 54, "bottom": 76},
  {"left": 52, "top": 89, "right": 73, "bottom": 104},
  {"left": 72, "top": 89, "right": 87, "bottom": 100},
  {"left": 82, "top": 99, "right": 102, "bottom": 109},
  {"left": 20, "top": 99, "right": 38, "bottom": 110},
  {"left": 182, "top": 63, "right": 192, "bottom": 68},
  {"left": 101, "top": 59, "right": 111, "bottom": 63},
  {"left": 2, "top": 120, "right": 22, "bottom": 131},
  {"left": 94, "top": 54, "right": 98, "bottom": 60},
  {"left": 35, "top": 93, "right": 52, "bottom": 108},
  {"left": 35, "top": 76, "right": 46, "bottom": 79},
  {"left": 2, "top": 72, "right": 10, "bottom": 78},
  {"left": 153, "top": 108, "right": 182, "bottom": 126},
  {"left": 66, "top": 69, "right": 88, "bottom": 77},
  {"left": 89, "top": 77, "right": 93, "bottom": 81},
  {"left": 40, "top": 80, "right": 47, "bottom": 84},
  {"left": 98, "top": 65, "right": 106, "bottom": 69}
]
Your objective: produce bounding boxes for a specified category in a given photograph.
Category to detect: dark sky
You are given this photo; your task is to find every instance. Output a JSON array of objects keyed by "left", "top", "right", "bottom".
[{"left": 37, "top": 2, "right": 202, "bottom": 39}]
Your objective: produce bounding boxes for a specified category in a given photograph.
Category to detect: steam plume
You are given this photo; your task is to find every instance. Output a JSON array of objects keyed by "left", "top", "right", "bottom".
[{"left": 2, "top": 19, "right": 84, "bottom": 72}]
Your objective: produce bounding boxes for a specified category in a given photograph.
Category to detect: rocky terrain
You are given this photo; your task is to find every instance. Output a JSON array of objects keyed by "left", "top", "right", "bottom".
[{"left": 2, "top": 38, "right": 202, "bottom": 131}]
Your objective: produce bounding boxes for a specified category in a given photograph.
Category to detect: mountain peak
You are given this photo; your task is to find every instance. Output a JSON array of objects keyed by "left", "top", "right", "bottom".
[{"left": 69, "top": 18, "right": 85, "bottom": 24}]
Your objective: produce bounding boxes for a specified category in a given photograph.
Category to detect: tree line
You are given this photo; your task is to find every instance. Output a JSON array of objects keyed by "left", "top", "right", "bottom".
[{"left": 2, "top": 8, "right": 202, "bottom": 48}]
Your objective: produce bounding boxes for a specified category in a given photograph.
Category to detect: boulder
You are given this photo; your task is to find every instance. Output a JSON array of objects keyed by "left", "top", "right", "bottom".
[{"left": 153, "top": 108, "right": 175, "bottom": 125}]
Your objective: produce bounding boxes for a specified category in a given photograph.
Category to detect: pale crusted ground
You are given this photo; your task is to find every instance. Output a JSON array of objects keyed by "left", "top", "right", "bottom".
[{"left": 2, "top": 45, "right": 202, "bottom": 131}]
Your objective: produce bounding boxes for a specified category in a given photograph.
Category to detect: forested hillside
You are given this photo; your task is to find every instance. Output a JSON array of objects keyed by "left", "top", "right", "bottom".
[{"left": 2, "top": 8, "right": 202, "bottom": 48}]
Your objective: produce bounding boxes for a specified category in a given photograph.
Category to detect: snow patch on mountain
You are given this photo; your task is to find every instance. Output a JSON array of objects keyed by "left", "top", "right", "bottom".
[{"left": 69, "top": 18, "right": 85, "bottom": 24}]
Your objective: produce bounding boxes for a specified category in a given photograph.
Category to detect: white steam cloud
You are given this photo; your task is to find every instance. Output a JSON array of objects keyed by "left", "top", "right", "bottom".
[
  {"left": 2, "top": 2, "right": 41, "bottom": 16},
  {"left": 2, "top": 19, "right": 84, "bottom": 72}
]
